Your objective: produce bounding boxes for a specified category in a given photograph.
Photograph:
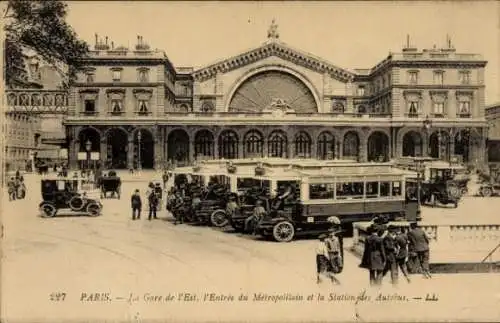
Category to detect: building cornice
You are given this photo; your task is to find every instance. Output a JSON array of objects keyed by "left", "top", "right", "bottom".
[
  {"left": 393, "top": 85, "right": 485, "bottom": 90},
  {"left": 390, "top": 60, "right": 487, "bottom": 69},
  {"left": 73, "top": 82, "right": 164, "bottom": 87},
  {"left": 192, "top": 41, "right": 356, "bottom": 83}
]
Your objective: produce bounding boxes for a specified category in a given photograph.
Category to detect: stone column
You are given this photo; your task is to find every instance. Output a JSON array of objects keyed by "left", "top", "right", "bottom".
[
  {"left": 359, "top": 138, "right": 368, "bottom": 162},
  {"left": 263, "top": 139, "right": 268, "bottom": 158},
  {"left": 213, "top": 138, "right": 219, "bottom": 160},
  {"left": 310, "top": 137, "right": 317, "bottom": 159},
  {"left": 336, "top": 138, "right": 342, "bottom": 159},
  {"left": 69, "top": 139, "right": 80, "bottom": 169},
  {"left": 99, "top": 138, "right": 107, "bottom": 168},
  {"left": 163, "top": 128, "right": 171, "bottom": 162},
  {"left": 287, "top": 140, "right": 293, "bottom": 159},
  {"left": 188, "top": 140, "right": 195, "bottom": 164},
  {"left": 154, "top": 127, "right": 163, "bottom": 170},
  {"left": 127, "top": 139, "right": 134, "bottom": 170},
  {"left": 238, "top": 140, "right": 244, "bottom": 159}
]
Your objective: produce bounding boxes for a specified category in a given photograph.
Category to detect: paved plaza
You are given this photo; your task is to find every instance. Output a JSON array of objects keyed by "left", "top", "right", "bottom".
[{"left": 1, "top": 173, "right": 500, "bottom": 322}]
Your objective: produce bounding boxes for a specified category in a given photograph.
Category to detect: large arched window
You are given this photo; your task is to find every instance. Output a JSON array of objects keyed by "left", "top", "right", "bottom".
[
  {"left": 268, "top": 130, "right": 288, "bottom": 158},
  {"left": 244, "top": 130, "right": 263, "bottom": 158},
  {"left": 218, "top": 130, "right": 239, "bottom": 159},
  {"left": 294, "top": 131, "right": 312, "bottom": 158},
  {"left": 317, "top": 131, "right": 336, "bottom": 160},
  {"left": 228, "top": 71, "right": 317, "bottom": 113},
  {"left": 194, "top": 129, "right": 214, "bottom": 159}
]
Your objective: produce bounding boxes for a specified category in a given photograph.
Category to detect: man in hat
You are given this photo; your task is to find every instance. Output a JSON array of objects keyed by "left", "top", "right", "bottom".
[
  {"left": 226, "top": 194, "right": 239, "bottom": 218},
  {"left": 245, "top": 199, "right": 266, "bottom": 235},
  {"left": 173, "top": 190, "right": 186, "bottom": 225},
  {"left": 316, "top": 234, "right": 338, "bottom": 284},
  {"left": 395, "top": 226, "right": 411, "bottom": 283},
  {"left": 325, "top": 217, "right": 343, "bottom": 283},
  {"left": 130, "top": 189, "right": 142, "bottom": 220},
  {"left": 360, "top": 225, "right": 386, "bottom": 286},
  {"left": 407, "top": 222, "right": 432, "bottom": 278},
  {"left": 382, "top": 225, "right": 400, "bottom": 285}
]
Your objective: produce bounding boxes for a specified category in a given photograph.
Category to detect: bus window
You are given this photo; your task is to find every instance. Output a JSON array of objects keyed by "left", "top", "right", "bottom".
[
  {"left": 392, "top": 181, "right": 402, "bottom": 196},
  {"left": 365, "top": 182, "right": 379, "bottom": 198},
  {"left": 336, "top": 182, "right": 363, "bottom": 199},
  {"left": 309, "top": 183, "right": 334, "bottom": 199},
  {"left": 380, "top": 182, "right": 391, "bottom": 197}
]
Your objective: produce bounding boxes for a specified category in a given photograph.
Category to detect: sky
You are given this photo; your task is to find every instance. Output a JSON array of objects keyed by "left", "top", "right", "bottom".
[{"left": 66, "top": 1, "right": 499, "bottom": 105}]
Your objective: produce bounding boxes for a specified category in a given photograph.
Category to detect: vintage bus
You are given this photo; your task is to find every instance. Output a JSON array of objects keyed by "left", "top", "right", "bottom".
[{"left": 253, "top": 163, "right": 419, "bottom": 242}]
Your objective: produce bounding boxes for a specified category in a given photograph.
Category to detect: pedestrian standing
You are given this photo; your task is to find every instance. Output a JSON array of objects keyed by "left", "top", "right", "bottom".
[
  {"left": 131, "top": 189, "right": 142, "bottom": 220},
  {"left": 407, "top": 222, "right": 432, "bottom": 279},
  {"left": 7, "top": 177, "right": 16, "bottom": 201},
  {"left": 316, "top": 234, "right": 337, "bottom": 284},
  {"left": 395, "top": 227, "right": 411, "bottom": 283},
  {"left": 173, "top": 190, "right": 185, "bottom": 225},
  {"left": 162, "top": 171, "right": 169, "bottom": 189},
  {"left": 148, "top": 189, "right": 159, "bottom": 220},
  {"left": 382, "top": 225, "right": 399, "bottom": 285},
  {"left": 360, "top": 225, "right": 386, "bottom": 286}
]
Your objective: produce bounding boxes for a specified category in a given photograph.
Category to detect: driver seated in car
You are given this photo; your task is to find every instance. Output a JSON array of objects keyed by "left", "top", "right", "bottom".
[
  {"left": 226, "top": 195, "right": 239, "bottom": 217},
  {"left": 245, "top": 199, "right": 267, "bottom": 235}
]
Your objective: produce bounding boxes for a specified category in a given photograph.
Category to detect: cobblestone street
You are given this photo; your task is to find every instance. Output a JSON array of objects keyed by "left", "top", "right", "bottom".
[{"left": 1, "top": 174, "right": 500, "bottom": 322}]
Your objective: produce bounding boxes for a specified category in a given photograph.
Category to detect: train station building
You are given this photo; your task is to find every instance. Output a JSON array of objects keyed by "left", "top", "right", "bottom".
[{"left": 55, "top": 22, "right": 488, "bottom": 170}]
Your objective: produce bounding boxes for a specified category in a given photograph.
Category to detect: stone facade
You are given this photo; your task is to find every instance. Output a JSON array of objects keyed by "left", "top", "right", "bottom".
[{"left": 62, "top": 31, "right": 489, "bottom": 170}]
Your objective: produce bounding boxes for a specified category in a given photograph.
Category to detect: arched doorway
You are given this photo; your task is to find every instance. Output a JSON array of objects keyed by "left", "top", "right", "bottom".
[
  {"left": 367, "top": 132, "right": 390, "bottom": 162},
  {"left": 194, "top": 129, "right": 214, "bottom": 159},
  {"left": 243, "top": 129, "right": 263, "bottom": 158},
  {"left": 294, "top": 131, "right": 312, "bottom": 158},
  {"left": 134, "top": 129, "right": 154, "bottom": 169},
  {"left": 167, "top": 129, "right": 189, "bottom": 165},
  {"left": 402, "top": 131, "right": 423, "bottom": 157},
  {"left": 219, "top": 130, "right": 239, "bottom": 159},
  {"left": 429, "top": 131, "right": 450, "bottom": 160},
  {"left": 268, "top": 130, "right": 288, "bottom": 158},
  {"left": 342, "top": 131, "right": 360, "bottom": 160},
  {"left": 106, "top": 128, "right": 128, "bottom": 169},
  {"left": 454, "top": 130, "right": 470, "bottom": 163},
  {"left": 78, "top": 127, "right": 101, "bottom": 170},
  {"left": 317, "top": 131, "right": 336, "bottom": 160}
]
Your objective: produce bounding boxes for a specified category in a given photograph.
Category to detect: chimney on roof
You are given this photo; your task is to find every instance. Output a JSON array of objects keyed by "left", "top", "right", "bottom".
[
  {"left": 111, "top": 41, "right": 114, "bottom": 49},
  {"left": 95, "top": 33, "right": 98, "bottom": 47},
  {"left": 402, "top": 34, "right": 418, "bottom": 52},
  {"left": 441, "top": 34, "right": 456, "bottom": 53}
]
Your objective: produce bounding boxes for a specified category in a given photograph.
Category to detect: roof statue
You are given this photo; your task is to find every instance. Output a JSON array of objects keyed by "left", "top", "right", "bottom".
[{"left": 267, "top": 19, "right": 279, "bottom": 40}]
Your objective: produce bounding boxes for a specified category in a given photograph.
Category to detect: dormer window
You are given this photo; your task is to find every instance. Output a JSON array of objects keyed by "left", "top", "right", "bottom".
[
  {"left": 138, "top": 69, "right": 149, "bottom": 83},
  {"left": 433, "top": 71, "right": 444, "bottom": 85},
  {"left": 357, "top": 86, "right": 365, "bottom": 96}
]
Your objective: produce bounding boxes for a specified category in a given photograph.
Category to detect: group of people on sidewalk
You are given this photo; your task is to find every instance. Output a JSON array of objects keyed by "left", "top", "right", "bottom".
[
  {"left": 359, "top": 217, "right": 432, "bottom": 286},
  {"left": 6, "top": 170, "right": 26, "bottom": 201}
]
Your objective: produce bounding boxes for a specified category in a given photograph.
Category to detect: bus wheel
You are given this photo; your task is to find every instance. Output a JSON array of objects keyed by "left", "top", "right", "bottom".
[{"left": 272, "top": 221, "right": 295, "bottom": 242}]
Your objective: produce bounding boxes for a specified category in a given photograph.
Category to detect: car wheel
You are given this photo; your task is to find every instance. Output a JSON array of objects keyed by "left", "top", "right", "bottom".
[
  {"left": 69, "top": 196, "right": 85, "bottom": 211},
  {"left": 460, "top": 187, "right": 468, "bottom": 196},
  {"left": 481, "top": 187, "right": 493, "bottom": 197},
  {"left": 86, "top": 203, "right": 101, "bottom": 217},
  {"left": 40, "top": 203, "right": 57, "bottom": 218},
  {"left": 210, "top": 210, "right": 229, "bottom": 228},
  {"left": 272, "top": 221, "right": 295, "bottom": 242}
]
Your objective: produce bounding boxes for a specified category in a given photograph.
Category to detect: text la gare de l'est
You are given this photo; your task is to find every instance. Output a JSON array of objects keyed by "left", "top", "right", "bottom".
[{"left": 79, "top": 290, "right": 410, "bottom": 303}]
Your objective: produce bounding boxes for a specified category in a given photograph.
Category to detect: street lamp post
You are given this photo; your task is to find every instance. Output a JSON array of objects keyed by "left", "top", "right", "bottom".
[
  {"left": 416, "top": 115, "right": 433, "bottom": 221},
  {"left": 137, "top": 130, "right": 142, "bottom": 171},
  {"left": 85, "top": 139, "right": 92, "bottom": 172}
]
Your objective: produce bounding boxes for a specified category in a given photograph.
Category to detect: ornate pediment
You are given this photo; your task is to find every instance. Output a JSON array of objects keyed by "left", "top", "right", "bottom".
[{"left": 192, "top": 41, "right": 355, "bottom": 83}]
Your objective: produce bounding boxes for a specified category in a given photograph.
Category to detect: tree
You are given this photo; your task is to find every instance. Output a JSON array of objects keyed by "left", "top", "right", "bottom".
[{"left": 3, "top": 0, "right": 89, "bottom": 89}]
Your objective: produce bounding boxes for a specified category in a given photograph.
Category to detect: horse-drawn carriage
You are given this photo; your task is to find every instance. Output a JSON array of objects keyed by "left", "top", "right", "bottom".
[
  {"left": 39, "top": 177, "right": 103, "bottom": 218},
  {"left": 99, "top": 170, "right": 122, "bottom": 199}
]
